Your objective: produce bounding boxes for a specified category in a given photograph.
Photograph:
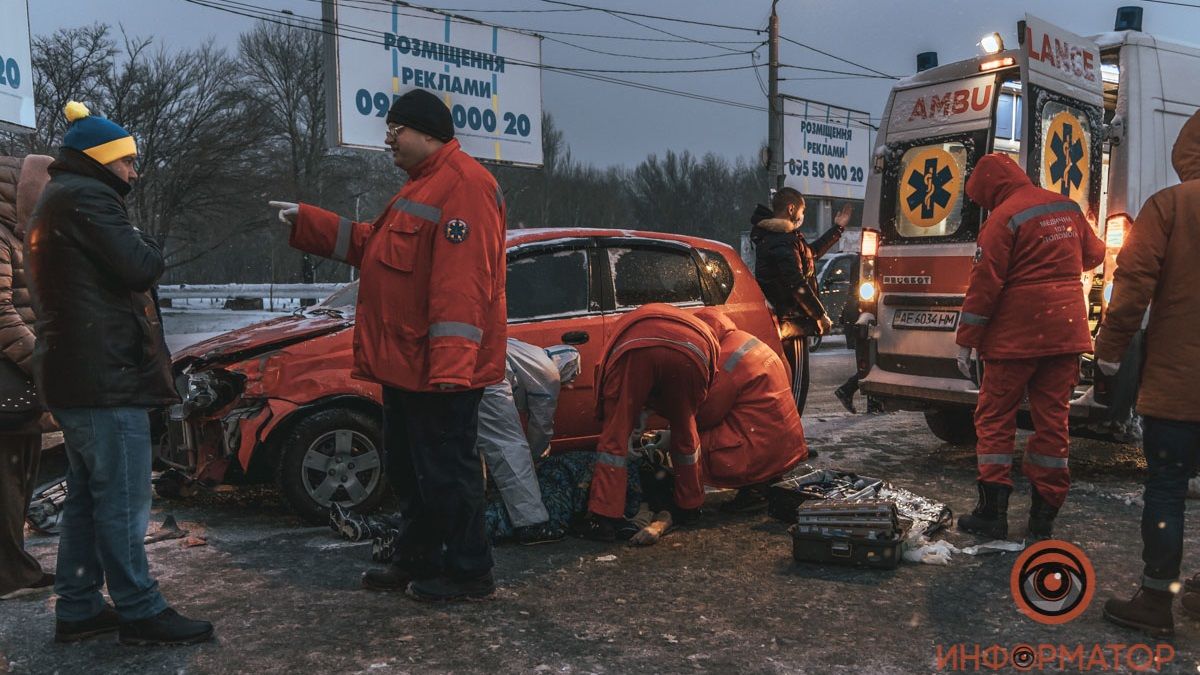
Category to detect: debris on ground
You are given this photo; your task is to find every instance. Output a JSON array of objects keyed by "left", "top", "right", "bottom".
[
  {"left": 144, "top": 514, "right": 188, "bottom": 544},
  {"left": 961, "top": 540, "right": 1025, "bottom": 556}
]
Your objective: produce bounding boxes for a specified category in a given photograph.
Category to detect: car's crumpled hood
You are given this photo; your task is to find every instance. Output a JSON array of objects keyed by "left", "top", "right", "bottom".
[{"left": 172, "top": 313, "right": 354, "bottom": 369}]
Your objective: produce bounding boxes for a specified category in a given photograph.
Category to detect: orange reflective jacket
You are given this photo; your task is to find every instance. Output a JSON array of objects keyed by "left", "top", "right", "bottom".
[
  {"left": 695, "top": 308, "right": 808, "bottom": 487},
  {"left": 290, "top": 139, "right": 507, "bottom": 391},
  {"left": 957, "top": 154, "right": 1105, "bottom": 359}
]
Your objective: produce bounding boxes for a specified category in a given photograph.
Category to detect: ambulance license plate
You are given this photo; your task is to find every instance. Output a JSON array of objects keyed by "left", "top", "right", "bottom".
[{"left": 892, "top": 309, "right": 959, "bottom": 331}]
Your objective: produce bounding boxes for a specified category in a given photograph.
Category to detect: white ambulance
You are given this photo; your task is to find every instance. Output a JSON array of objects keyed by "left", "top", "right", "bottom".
[{"left": 855, "top": 11, "right": 1200, "bottom": 444}]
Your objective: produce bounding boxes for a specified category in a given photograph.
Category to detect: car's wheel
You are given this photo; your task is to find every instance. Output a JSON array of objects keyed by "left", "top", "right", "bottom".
[
  {"left": 924, "top": 409, "right": 977, "bottom": 446},
  {"left": 277, "top": 408, "right": 386, "bottom": 524}
]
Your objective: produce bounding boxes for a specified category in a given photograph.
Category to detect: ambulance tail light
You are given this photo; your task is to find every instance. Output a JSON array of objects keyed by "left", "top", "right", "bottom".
[{"left": 858, "top": 229, "right": 879, "bottom": 312}]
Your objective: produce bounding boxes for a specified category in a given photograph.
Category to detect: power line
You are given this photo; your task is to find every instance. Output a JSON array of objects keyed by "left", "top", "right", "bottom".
[
  {"left": 299, "top": 0, "right": 767, "bottom": 59},
  {"left": 780, "top": 35, "right": 896, "bottom": 79},
  {"left": 180, "top": 0, "right": 883, "bottom": 119},
  {"left": 1138, "top": 0, "right": 1200, "bottom": 7},
  {"left": 185, "top": 0, "right": 753, "bottom": 73},
  {"left": 533, "top": 0, "right": 762, "bottom": 32},
  {"left": 780, "top": 63, "right": 894, "bottom": 79}
]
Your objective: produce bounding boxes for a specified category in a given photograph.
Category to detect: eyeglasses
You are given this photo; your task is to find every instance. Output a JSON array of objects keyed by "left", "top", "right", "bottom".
[{"left": 385, "top": 124, "right": 405, "bottom": 140}]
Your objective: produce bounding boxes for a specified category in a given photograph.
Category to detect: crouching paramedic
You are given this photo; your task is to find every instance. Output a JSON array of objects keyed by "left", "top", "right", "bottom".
[
  {"left": 580, "top": 303, "right": 718, "bottom": 540},
  {"left": 693, "top": 308, "right": 809, "bottom": 513},
  {"left": 273, "top": 89, "right": 507, "bottom": 602},
  {"left": 478, "top": 340, "right": 580, "bottom": 545},
  {"left": 955, "top": 153, "right": 1105, "bottom": 541}
]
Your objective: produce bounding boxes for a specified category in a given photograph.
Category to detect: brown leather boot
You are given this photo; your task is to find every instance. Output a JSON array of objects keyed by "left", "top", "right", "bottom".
[{"left": 1103, "top": 587, "right": 1175, "bottom": 638}]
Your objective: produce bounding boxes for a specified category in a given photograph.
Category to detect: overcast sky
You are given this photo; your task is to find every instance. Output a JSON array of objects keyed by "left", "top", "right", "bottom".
[{"left": 25, "top": 0, "right": 1200, "bottom": 167}]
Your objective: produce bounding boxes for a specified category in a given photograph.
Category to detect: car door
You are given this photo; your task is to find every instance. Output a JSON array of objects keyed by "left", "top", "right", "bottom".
[{"left": 504, "top": 240, "right": 606, "bottom": 446}]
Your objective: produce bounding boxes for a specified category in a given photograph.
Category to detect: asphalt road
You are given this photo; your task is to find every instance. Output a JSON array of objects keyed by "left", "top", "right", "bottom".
[{"left": 2, "top": 345, "right": 1196, "bottom": 674}]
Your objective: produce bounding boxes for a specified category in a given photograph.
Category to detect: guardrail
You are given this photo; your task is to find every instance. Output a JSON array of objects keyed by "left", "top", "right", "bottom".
[
  {"left": 157, "top": 283, "right": 346, "bottom": 310},
  {"left": 157, "top": 283, "right": 343, "bottom": 300}
]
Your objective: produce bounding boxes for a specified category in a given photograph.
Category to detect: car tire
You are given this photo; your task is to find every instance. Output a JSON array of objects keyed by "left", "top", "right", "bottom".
[
  {"left": 924, "top": 409, "right": 977, "bottom": 446},
  {"left": 277, "top": 408, "right": 386, "bottom": 524}
]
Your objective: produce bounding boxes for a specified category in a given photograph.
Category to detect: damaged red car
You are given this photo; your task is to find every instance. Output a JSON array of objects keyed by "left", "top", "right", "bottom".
[{"left": 153, "top": 228, "right": 788, "bottom": 522}]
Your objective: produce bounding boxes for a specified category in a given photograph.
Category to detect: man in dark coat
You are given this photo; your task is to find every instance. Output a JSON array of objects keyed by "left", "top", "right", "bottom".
[
  {"left": 26, "top": 102, "right": 212, "bottom": 646},
  {"left": 750, "top": 188, "right": 851, "bottom": 414}
]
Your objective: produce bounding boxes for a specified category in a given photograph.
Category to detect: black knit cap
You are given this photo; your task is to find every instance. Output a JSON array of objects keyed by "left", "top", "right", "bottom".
[{"left": 387, "top": 89, "right": 454, "bottom": 142}]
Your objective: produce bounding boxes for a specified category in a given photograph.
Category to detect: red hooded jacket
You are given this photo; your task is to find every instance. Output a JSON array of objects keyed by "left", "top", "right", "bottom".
[
  {"left": 594, "top": 303, "right": 718, "bottom": 420},
  {"left": 289, "top": 139, "right": 507, "bottom": 392},
  {"left": 694, "top": 308, "right": 807, "bottom": 488},
  {"left": 957, "top": 154, "right": 1105, "bottom": 359}
]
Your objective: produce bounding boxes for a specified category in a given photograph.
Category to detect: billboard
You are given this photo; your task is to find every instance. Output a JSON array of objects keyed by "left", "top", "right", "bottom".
[
  {"left": 324, "top": 0, "right": 543, "bottom": 167},
  {"left": 782, "top": 97, "right": 872, "bottom": 200},
  {"left": 0, "top": 0, "right": 35, "bottom": 133}
]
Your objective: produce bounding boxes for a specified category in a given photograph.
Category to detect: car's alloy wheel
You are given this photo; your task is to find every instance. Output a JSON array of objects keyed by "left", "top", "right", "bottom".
[{"left": 277, "top": 409, "right": 386, "bottom": 523}]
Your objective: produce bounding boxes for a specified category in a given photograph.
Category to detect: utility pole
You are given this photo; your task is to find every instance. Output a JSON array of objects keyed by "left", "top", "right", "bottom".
[{"left": 767, "top": 0, "right": 784, "bottom": 191}]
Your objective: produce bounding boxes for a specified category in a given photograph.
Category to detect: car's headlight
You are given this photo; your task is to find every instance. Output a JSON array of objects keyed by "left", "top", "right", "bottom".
[{"left": 180, "top": 370, "right": 245, "bottom": 416}]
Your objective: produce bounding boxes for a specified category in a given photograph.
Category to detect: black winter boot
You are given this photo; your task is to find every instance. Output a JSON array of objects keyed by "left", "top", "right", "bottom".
[
  {"left": 1103, "top": 587, "right": 1175, "bottom": 638},
  {"left": 957, "top": 481, "right": 1011, "bottom": 539},
  {"left": 1028, "top": 488, "right": 1060, "bottom": 541}
]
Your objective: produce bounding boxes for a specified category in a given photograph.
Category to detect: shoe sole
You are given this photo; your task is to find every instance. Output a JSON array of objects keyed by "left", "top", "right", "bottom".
[
  {"left": 361, "top": 579, "right": 410, "bottom": 592},
  {"left": 1102, "top": 607, "right": 1174, "bottom": 638},
  {"left": 118, "top": 629, "right": 214, "bottom": 646},
  {"left": 54, "top": 626, "right": 119, "bottom": 643},
  {"left": 406, "top": 587, "right": 494, "bottom": 603}
]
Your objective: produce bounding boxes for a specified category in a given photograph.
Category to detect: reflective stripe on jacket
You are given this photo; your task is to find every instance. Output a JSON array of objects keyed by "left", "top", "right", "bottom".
[{"left": 594, "top": 303, "right": 718, "bottom": 420}]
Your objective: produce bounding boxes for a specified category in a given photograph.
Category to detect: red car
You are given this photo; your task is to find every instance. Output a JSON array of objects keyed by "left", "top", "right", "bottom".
[{"left": 154, "top": 228, "right": 787, "bottom": 522}]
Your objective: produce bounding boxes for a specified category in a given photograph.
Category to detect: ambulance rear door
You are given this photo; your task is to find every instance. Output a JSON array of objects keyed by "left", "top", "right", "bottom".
[
  {"left": 864, "top": 67, "right": 1002, "bottom": 406},
  {"left": 1017, "top": 14, "right": 1104, "bottom": 231}
]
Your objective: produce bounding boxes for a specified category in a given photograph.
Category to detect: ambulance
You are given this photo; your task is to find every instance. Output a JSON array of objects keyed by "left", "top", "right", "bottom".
[{"left": 855, "top": 10, "right": 1200, "bottom": 444}]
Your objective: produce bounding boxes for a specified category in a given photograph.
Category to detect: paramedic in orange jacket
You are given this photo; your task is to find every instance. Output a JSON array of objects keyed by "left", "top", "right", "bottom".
[
  {"left": 273, "top": 90, "right": 506, "bottom": 602},
  {"left": 694, "top": 308, "right": 809, "bottom": 513},
  {"left": 955, "top": 153, "right": 1105, "bottom": 542},
  {"left": 581, "top": 304, "right": 718, "bottom": 541}
]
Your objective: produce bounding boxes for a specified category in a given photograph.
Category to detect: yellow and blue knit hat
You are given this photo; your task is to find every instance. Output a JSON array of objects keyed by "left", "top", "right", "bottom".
[{"left": 62, "top": 101, "right": 137, "bottom": 165}]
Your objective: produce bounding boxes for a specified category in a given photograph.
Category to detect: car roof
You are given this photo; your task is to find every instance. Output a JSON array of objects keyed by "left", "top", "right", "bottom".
[{"left": 505, "top": 227, "right": 733, "bottom": 252}]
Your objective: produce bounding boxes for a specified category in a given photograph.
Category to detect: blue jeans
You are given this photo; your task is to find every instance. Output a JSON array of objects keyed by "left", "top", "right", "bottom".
[
  {"left": 1140, "top": 416, "right": 1200, "bottom": 588},
  {"left": 51, "top": 407, "right": 168, "bottom": 622}
]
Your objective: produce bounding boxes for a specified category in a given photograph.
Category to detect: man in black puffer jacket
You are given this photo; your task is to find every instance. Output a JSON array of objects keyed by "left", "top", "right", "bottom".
[
  {"left": 26, "top": 102, "right": 212, "bottom": 646},
  {"left": 750, "top": 188, "right": 851, "bottom": 415}
]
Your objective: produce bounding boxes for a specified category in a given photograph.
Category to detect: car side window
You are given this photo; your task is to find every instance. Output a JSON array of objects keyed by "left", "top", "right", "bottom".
[
  {"left": 608, "top": 246, "right": 704, "bottom": 309},
  {"left": 507, "top": 248, "right": 591, "bottom": 321},
  {"left": 697, "top": 248, "right": 734, "bottom": 304},
  {"left": 827, "top": 257, "right": 853, "bottom": 283}
]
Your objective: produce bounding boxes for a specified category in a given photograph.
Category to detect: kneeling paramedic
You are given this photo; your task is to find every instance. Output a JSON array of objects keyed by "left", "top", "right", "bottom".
[
  {"left": 581, "top": 303, "right": 718, "bottom": 541},
  {"left": 478, "top": 340, "right": 579, "bottom": 545},
  {"left": 955, "top": 153, "right": 1104, "bottom": 541},
  {"left": 274, "top": 89, "right": 507, "bottom": 602},
  {"left": 693, "top": 308, "right": 809, "bottom": 513}
]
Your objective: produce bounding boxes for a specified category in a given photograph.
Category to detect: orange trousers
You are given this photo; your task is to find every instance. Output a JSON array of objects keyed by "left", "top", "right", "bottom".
[
  {"left": 974, "top": 353, "right": 1079, "bottom": 508},
  {"left": 588, "top": 348, "right": 707, "bottom": 519}
]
